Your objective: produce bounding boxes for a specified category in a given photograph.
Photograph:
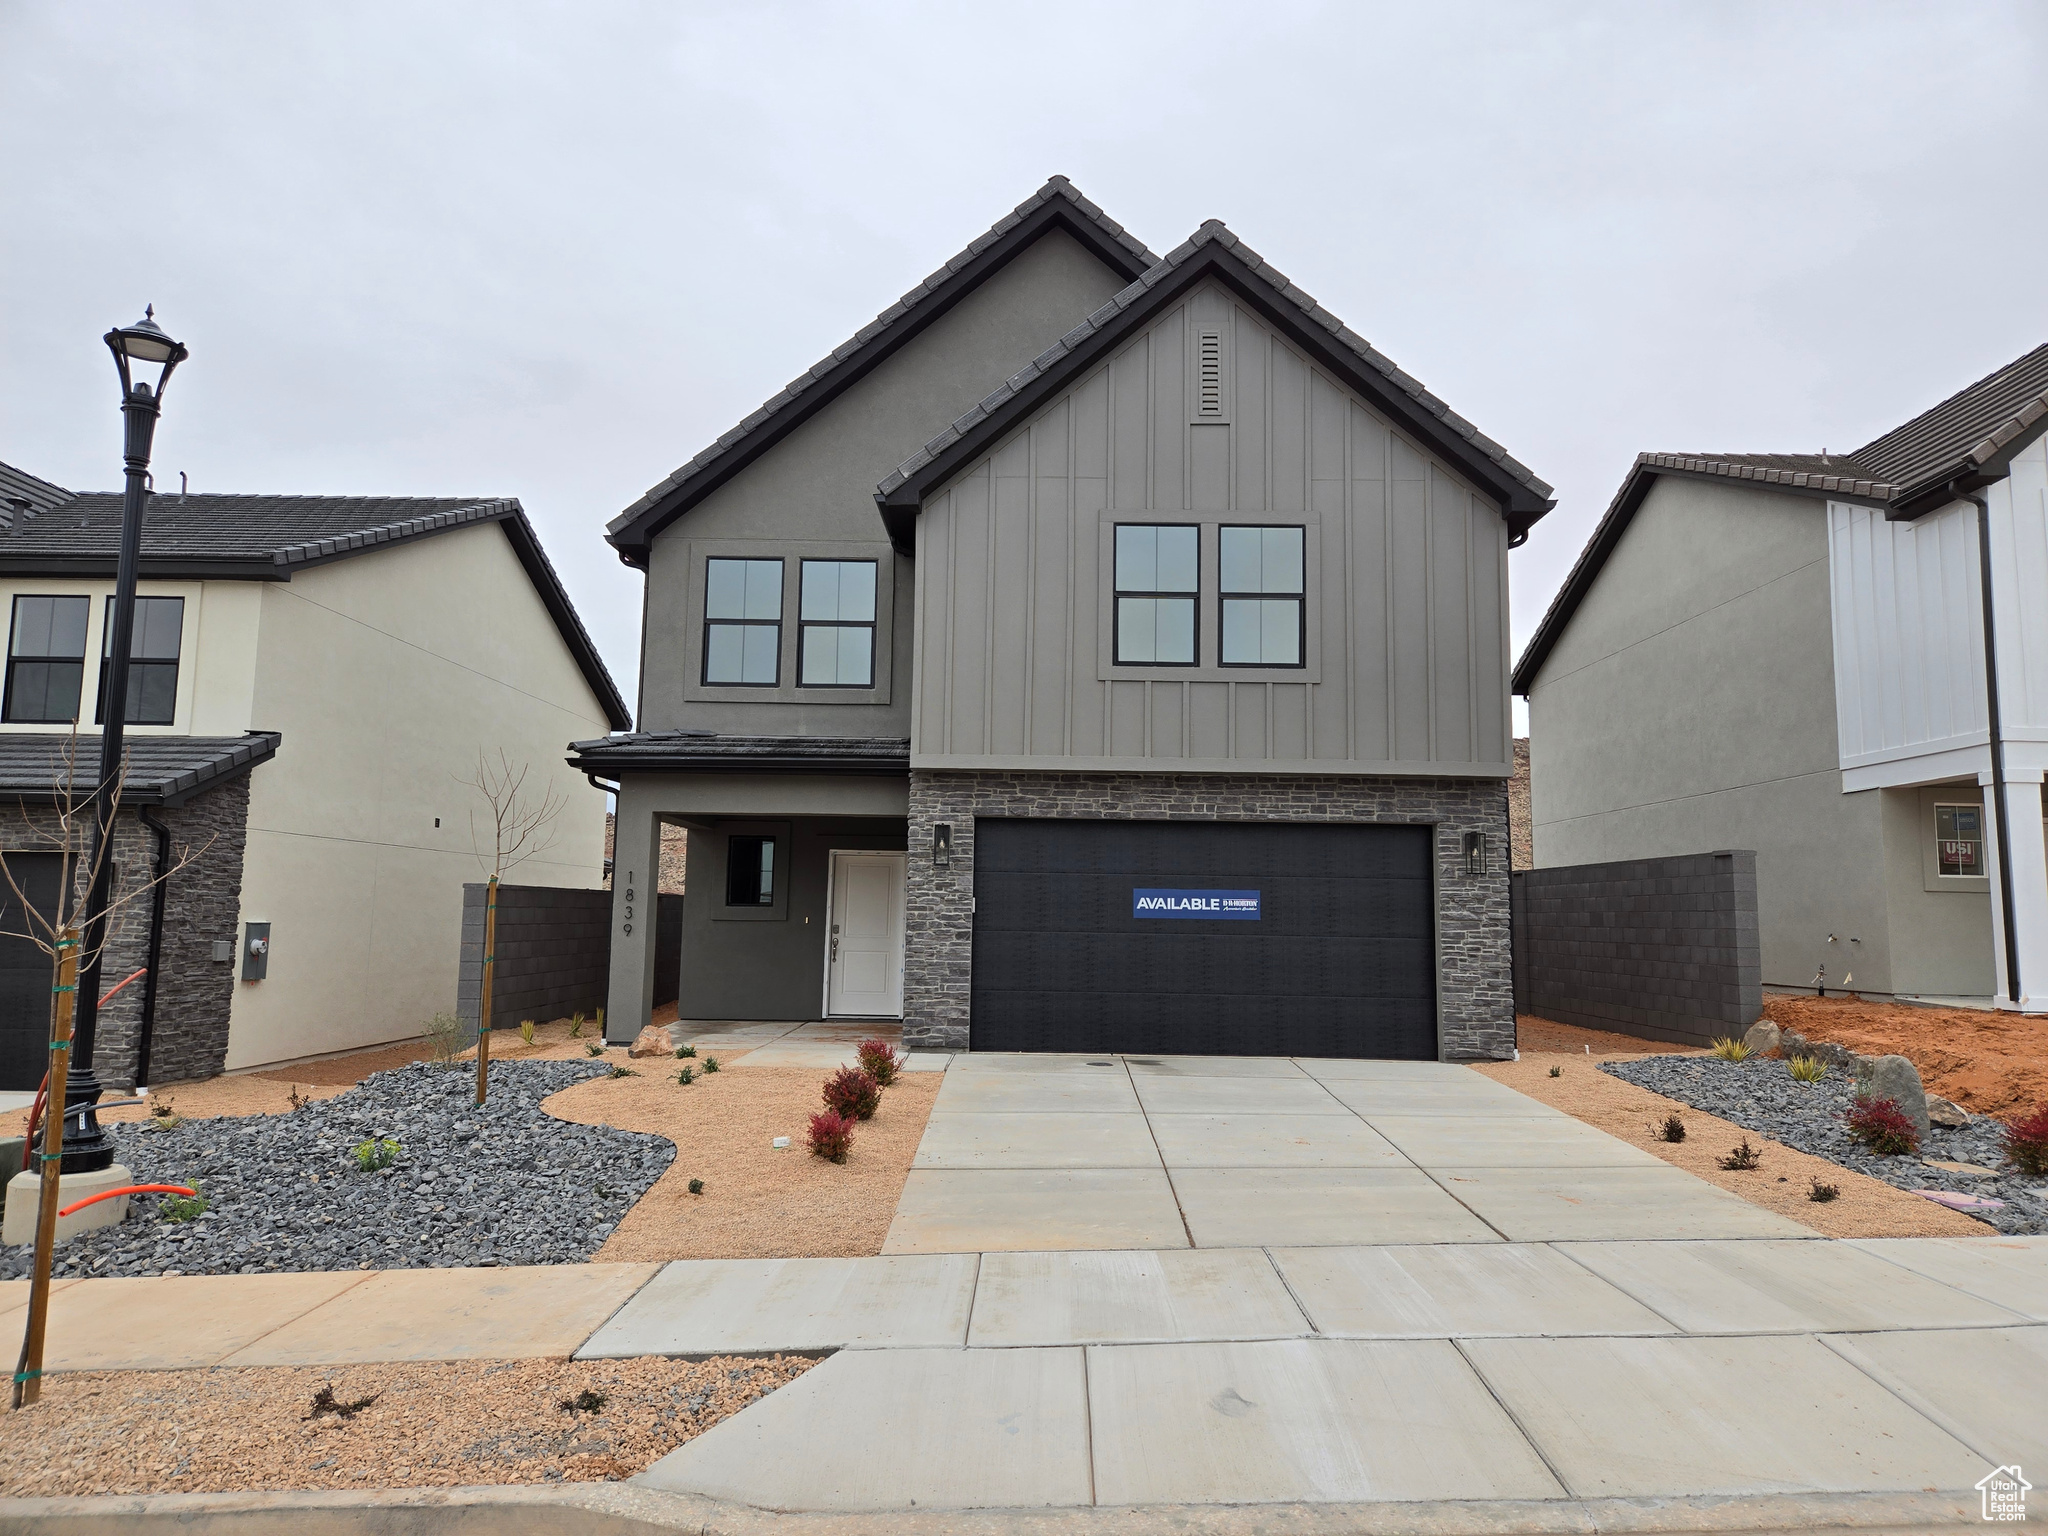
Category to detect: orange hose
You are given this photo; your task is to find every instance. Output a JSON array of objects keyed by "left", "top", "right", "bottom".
[{"left": 56, "top": 1184, "right": 195, "bottom": 1217}]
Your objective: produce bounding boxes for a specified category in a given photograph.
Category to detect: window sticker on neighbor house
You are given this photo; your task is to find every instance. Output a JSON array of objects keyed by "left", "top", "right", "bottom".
[{"left": 1132, "top": 889, "right": 1261, "bottom": 920}]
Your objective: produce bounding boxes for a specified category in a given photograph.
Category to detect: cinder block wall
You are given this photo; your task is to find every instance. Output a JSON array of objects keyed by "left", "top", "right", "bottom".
[
  {"left": 458, "top": 883, "right": 611, "bottom": 1033},
  {"left": 1511, "top": 850, "right": 1761, "bottom": 1047}
]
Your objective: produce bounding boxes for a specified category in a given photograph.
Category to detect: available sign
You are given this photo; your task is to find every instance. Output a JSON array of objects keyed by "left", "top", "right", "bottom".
[{"left": 1133, "top": 888, "right": 1261, "bottom": 920}]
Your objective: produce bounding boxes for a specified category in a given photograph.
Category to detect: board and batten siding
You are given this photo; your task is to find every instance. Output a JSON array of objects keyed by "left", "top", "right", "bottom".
[
  {"left": 909, "top": 284, "right": 1513, "bottom": 775},
  {"left": 1828, "top": 431, "right": 2048, "bottom": 791}
]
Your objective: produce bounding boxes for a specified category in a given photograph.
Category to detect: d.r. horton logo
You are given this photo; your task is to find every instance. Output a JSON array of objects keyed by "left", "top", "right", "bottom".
[{"left": 1979, "top": 1465, "right": 2030, "bottom": 1523}]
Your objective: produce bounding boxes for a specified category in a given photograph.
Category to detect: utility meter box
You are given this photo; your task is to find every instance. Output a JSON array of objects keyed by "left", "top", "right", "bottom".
[{"left": 242, "top": 922, "right": 271, "bottom": 982}]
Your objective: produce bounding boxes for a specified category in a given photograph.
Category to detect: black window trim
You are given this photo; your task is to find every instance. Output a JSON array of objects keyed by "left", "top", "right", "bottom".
[
  {"left": 724, "top": 832, "right": 778, "bottom": 907},
  {"left": 700, "top": 556, "right": 785, "bottom": 689},
  {"left": 93, "top": 593, "right": 185, "bottom": 727},
  {"left": 3, "top": 593, "right": 93, "bottom": 726},
  {"left": 1217, "top": 522, "right": 1308, "bottom": 670},
  {"left": 1111, "top": 521, "right": 1201, "bottom": 669},
  {"left": 795, "top": 558, "right": 879, "bottom": 690}
]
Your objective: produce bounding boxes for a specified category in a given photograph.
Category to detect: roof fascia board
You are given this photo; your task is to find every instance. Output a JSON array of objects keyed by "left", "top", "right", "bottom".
[
  {"left": 605, "top": 200, "right": 1157, "bottom": 567},
  {"left": 0, "top": 555, "right": 283, "bottom": 580},
  {"left": 494, "top": 514, "right": 634, "bottom": 731},
  {"left": 877, "top": 246, "right": 1546, "bottom": 551}
]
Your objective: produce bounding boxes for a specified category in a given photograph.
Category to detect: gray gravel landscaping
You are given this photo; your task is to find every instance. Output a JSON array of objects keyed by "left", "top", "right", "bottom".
[
  {"left": 1603, "top": 1055, "right": 2048, "bottom": 1235},
  {"left": 1, "top": 1060, "right": 672, "bottom": 1279}
]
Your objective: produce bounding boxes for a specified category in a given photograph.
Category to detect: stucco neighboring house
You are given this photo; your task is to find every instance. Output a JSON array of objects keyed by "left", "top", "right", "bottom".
[
  {"left": 0, "top": 463, "right": 631, "bottom": 1090},
  {"left": 1513, "top": 341, "right": 2048, "bottom": 1013},
  {"left": 578, "top": 177, "right": 1554, "bottom": 1061}
]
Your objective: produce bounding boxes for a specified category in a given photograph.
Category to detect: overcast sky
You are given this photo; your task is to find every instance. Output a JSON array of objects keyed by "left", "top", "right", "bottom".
[{"left": 6, "top": 2, "right": 2045, "bottom": 731}]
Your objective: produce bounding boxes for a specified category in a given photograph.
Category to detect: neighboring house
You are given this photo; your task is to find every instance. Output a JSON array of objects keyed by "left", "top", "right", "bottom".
[
  {"left": 0, "top": 466, "right": 630, "bottom": 1090},
  {"left": 578, "top": 177, "right": 1553, "bottom": 1060},
  {"left": 1514, "top": 341, "right": 2048, "bottom": 1013}
]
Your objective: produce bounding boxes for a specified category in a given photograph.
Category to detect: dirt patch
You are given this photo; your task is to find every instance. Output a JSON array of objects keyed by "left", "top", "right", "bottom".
[
  {"left": 1472, "top": 1056, "right": 1992, "bottom": 1238},
  {"left": 1516, "top": 1014, "right": 1700, "bottom": 1057},
  {"left": 0, "top": 1353, "right": 811, "bottom": 1497},
  {"left": 542, "top": 1064, "right": 939, "bottom": 1262},
  {"left": 1759, "top": 994, "right": 2048, "bottom": 1119}
]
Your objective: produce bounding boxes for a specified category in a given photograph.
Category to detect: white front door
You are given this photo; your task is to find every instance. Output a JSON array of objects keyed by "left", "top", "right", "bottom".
[{"left": 826, "top": 851, "right": 906, "bottom": 1017}]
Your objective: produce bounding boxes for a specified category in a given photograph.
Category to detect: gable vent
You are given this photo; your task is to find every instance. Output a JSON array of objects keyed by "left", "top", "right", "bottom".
[{"left": 1194, "top": 329, "right": 1226, "bottom": 422}]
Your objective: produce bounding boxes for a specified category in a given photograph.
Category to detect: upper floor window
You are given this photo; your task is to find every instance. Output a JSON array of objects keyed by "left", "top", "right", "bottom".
[
  {"left": 726, "top": 834, "right": 776, "bottom": 906},
  {"left": 96, "top": 595, "right": 184, "bottom": 725},
  {"left": 1219, "top": 526, "right": 1305, "bottom": 667},
  {"left": 703, "top": 558, "right": 783, "bottom": 686},
  {"left": 1114, "top": 524, "right": 1198, "bottom": 666},
  {"left": 798, "top": 560, "right": 877, "bottom": 687},
  {"left": 1935, "top": 803, "right": 1983, "bottom": 878},
  {"left": 3, "top": 595, "right": 90, "bottom": 724}
]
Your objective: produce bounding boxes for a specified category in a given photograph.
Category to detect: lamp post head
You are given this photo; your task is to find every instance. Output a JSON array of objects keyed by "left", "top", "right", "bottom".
[{"left": 104, "top": 305, "right": 189, "bottom": 403}]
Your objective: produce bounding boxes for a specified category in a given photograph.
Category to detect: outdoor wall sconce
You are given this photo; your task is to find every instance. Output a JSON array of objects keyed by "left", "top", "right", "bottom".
[
  {"left": 1462, "top": 831, "right": 1488, "bottom": 877},
  {"left": 932, "top": 823, "right": 952, "bottom": 867}
]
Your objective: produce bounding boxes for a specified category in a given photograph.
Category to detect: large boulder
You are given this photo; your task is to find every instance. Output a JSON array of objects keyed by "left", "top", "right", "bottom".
[
  {"left": 628, "top": 1023, "right": 676, "bottom": 1059},
  {"left": 1742, "top": 1020, "right": 1782, "bottom": 1057},
  {"left": 1854, "top": 1053, "right": 1931, "bottom": 1142}
]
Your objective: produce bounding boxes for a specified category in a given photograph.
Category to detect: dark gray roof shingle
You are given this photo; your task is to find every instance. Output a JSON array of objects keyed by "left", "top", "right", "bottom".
[
  {"left": 0, "top": 731, "right": 279, "bottom": 806},
  {"left": 1850, "top": 340, "right": 2048, "bottom": 496},
  {"left": 0, "top": 460, "right": 72, "bottom": 521}
]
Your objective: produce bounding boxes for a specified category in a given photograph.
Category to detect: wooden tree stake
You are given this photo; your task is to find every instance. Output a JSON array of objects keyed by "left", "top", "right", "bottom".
[
  {"left": 475, "top": 875, "right": 497, "bottom": 1106},
  {"left": 14, "top": 927, "right": 79, "bottom": 1410}
]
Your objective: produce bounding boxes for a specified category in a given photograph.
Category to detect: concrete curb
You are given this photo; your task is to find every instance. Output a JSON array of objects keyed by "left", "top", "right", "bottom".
[{"left": 0, "top": 1483, "right": 1983, "bottom": 1534}]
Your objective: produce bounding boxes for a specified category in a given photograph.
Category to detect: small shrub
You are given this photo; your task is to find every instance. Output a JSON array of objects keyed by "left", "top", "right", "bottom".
[
  {"left": 1547, "top": 1064, "right": 1562, "bottom": 1078},
  {"left": 559, "top": 1389, "right": 607, "bottom": 1414},
  {"left": 2002, "top": 1104, "right": 2048, "bottom": 1176},
  {"left": 1709, "top": 1037, "right": 1753, "bottom": 1062},
  {"left": 1658, "top": 1113, "right": 1686, "bottom": 1143},
  {"left": 519, "top": 1019, "right": 536, "bottom": 1045},
  {"left": 822, "top": 1065, "right": 881, "bottom": 1122},
  {"left": 1845, "top": 1095, "right": 1921, "bottom": 1156},
  {"left": 595, "top": 1007, "right": 605, "bottom": 1034},
  {"left": 421, "top": 1011, "right": 469, "bottom": 1064},
  {"left": 607, "top": 1064, "right": 639, "bottom": 1079},
  {"left": 353, "top": 1137, "right": 401, "bottom": 1173},
  {"left": 856, "top": 1038, "right": 902, "bottom": 1087},
  {"left": 674, "top": 1065, "right": 695, "bottom": 1085},
  {"left": 676, "top": 1044, "right": 698, "bottom": 1059},
  {"left": 585, "top": 1043, "right": 604, "bottom": 1058},
  {"left": 158, "top": 1183, "right": 207, "bottom": 1223},
  {"left": 1718, "top": 1138, "right": 1762, "bottom": 1171},
  {"left": 703, "top": 1056, "right": 720, "bottom": 1073},
  {"left": 807, "top": 1109, "right": 855, "bottom": 1163},
  {"left": 1808, "top": 1177, "right": 1841, "bottom": 1203},
  {"left": 687, "top": 1178, "right": 705, "bottom": 1195},
  {"left": 1788, "top": 1055, "right": 1827, "bottom": 1084},
  {"left": 568, "top": 1012, "right": 586, "bottom": 1039}
]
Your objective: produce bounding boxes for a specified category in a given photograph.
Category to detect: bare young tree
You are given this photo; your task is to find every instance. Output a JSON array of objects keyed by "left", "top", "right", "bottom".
[
  {"left": 458, "top": 751, "right": 566, "bottom": 1105},
  {"left": 3, "top": 721, "right": 212, "bottom": 1409}
]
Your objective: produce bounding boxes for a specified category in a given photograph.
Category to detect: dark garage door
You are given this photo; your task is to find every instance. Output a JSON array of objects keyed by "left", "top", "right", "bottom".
[{"left": 971, "top": 820, "right": 1436, "bottom": 1059}]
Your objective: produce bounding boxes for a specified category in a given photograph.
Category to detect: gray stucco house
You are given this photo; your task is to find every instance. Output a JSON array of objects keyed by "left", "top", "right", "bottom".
[
  {"left": 1514, "top": 341, "right": 2048, "bottom": 1015},
  {"left": 581, "top": 178, "right": 1553, "bottom": 1058}
]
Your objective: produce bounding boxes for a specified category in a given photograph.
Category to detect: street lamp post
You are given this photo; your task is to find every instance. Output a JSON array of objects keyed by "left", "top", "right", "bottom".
[{"left": 61, "top": 308, "right": 188, "bottom": 1173}]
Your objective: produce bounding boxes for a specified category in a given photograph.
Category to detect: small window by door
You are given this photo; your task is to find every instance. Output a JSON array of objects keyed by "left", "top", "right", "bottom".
[
  {"left": 1935, "top": 804, "right": 1983, "bottom": 877},
  {"left": 95, "top": 595, "right": 184, "bottom": 725},
  {"left": 725, "top": 834, "right": 776, "bottom": 906}
]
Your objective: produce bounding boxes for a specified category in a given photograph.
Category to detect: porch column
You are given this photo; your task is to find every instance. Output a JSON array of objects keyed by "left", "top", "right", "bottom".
[
  {"left": 1981, "top": 770, "right": 2048, "bottom": 1015},
  {"left": 606, "top": 785, "right": 662, "bottom": 1044}
]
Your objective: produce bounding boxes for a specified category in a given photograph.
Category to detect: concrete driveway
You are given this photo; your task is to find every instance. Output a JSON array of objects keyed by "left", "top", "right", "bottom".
[{"left": 882, "top": 1053, "right": 1810, "bottom": 1252}]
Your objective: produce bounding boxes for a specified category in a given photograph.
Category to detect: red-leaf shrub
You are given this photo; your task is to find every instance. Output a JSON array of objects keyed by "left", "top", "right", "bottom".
[
  {"left": 822, "top": 1065, "right": 881, "bottom": 1121},
  {"left": 2004, "top": 1104, "right": 2048, "bottom": 1176},
  {"left": 856, "top": 1038, "right": 902, "bottom": 1087},
  {"left": 807, "top": 1110, "right": 855, "bottom": 1163},
  {"left": 1845, "top": 1095, "right": 1921, "bottom": 1156}
]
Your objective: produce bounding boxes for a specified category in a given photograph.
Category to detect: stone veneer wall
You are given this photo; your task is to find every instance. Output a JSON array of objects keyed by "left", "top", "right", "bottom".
[
  {"left": 1, "top": 773, "right": 251, "bottom": 1091},
  {"left": 903, "top": 769, "right": 1513, "bottom": 1060}
]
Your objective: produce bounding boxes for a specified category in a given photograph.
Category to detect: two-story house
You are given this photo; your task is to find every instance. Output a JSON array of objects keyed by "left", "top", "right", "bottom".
[
  {"left": 1514, "top": 341, "right": 2048, "bottom": 1014},
  {"left": 0, "top": 461, "right": 630, "bottom": 1091},
  {"left": 579, "top": 178, "right": 1553, "bottom": 1060}
]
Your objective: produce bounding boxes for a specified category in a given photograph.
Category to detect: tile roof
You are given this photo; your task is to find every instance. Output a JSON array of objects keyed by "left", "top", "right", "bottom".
[
  {"left": 0, "top": 731, "right": 280, "bottom": 806},
  {"left": 0, "top": 460, "right": 72, "bottom": 521},
  {"left": 1511, "top": 337, "right": 2048, "bottom": 696},
  {"left": 876, "top": 220, "right": 1553, "bottom": 539},
  {"left": 606, "top": 177, "right": 1159, "bottom": 564},
  {"left": 568, "top": 731, "right": 909, "bottom": 776},
  {"left": 0, "top": 488, "right": 631, "bottom": 730}
]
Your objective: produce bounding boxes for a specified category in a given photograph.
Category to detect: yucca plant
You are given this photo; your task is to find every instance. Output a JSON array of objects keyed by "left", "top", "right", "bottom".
[
  {"left": 519, "top": 1019, "right": 536, "bottom": 1045},
  {"left": 1788, "top": 1055, "right": 1827, "bottom": 1084},
  {"left": 1709, "top": 1037, "right": 1753, "bottom": 1062}
]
